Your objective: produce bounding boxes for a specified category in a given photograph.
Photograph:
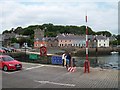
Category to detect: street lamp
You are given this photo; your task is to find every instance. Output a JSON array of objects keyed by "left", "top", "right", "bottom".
[{"left": 24, "top": 42, "right": 27, "bottom": 59}]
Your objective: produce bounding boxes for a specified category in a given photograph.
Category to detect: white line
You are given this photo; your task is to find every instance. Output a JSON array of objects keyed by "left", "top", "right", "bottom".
[
  {"left": 2, "top": 70, "right": 22, "bottom": 74},
  {"left": 25, "top": 65, "right": 44, "bottom": 70},
  {"left": 2, "top": 65, "right": 44, "bottom": 74},
  {"left": 35, "top": 80, "right": 75, "bottom": 87},
  {"left": 21, "top": 62, "right": 42, "bottom": 66},
  {"left": 22, "top": 62, "right": 64, "bottom": 68}
]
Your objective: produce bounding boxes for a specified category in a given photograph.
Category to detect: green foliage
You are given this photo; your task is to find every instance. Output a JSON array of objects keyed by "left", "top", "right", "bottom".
[
  {"left": 17, "top": 38, "right": 26, "bottom": 46},
  {"left": 2, "top": 30, "right": 10, "bottom": 34},
  {"left": 110, "top": 35, "right": 120, "bottom": 45},
  {"left": 11, "top": 38, "right": 18, "bottom": 43},
  {"left": 3, "top": 23, "right": 112, "bottom": 37},
  {"left": 14, "top": 27, "right": 23, "bottom": 34},
  {"left": 2, "top": 23, "right": 113, "bottom": 47},
  {"left": 96, "top": 31, "right": 112, "bottom": 37}
]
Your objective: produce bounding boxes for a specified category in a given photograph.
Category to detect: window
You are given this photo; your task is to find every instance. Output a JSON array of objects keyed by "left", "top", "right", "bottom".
[
  {"left": 104, "top": 44, "right": 105, "bottom": 46},
  {"left": 99, "top": 44, "right": 101, "bottom": 46},
  {"left": 36, "top": 44, "right": 38, "bottom": 46},
  {"left": 65, "top": 40, "right": 67, "bottom": 42},
  {"left": 2, "top": 56, "right": 14, "bottom": 61},
  {"left": 61, "top": 40, "right": 62, "bottom": 42},
  {"left": 69, "top": 40, "right": 71, "bottom": 42}
]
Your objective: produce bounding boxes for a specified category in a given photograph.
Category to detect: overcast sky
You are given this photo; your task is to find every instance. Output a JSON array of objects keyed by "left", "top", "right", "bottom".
[{"left": 0, "top": 0, "right": 119, "bottom": 35}]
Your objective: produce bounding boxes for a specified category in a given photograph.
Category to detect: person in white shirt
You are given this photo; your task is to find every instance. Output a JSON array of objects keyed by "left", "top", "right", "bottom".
[{"left": 62, "top": 53, "right": 66, "bottom": 67}]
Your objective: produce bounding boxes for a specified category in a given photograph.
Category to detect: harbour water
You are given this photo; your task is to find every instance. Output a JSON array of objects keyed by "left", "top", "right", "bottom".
[
  {"left": 73, "top": 53, "right": 119, "bottom": 70},
  {"left": 47, "top": 48, "right": 119, "bottom": 70}
]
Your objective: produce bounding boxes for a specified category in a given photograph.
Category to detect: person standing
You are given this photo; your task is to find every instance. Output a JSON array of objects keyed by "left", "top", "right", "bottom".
[
  {"left": 66, "top": 53, "right": 71, "bottom": 68},
  {"left": 62, "top": 53, "right": 66, "bottom": 67}
]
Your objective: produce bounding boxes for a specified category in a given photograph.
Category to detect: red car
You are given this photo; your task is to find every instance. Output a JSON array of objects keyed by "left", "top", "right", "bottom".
[
  {"left": 0, "top": 48, "right": 6, "bottom": 53},
  {"left": 0, "top": 55, "right": 22, "bottom": 71}
]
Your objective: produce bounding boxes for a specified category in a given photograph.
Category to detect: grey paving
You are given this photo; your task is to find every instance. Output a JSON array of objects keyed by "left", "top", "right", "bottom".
[{"left": 2, "top": 62, "right": 119, "bottom": 88}]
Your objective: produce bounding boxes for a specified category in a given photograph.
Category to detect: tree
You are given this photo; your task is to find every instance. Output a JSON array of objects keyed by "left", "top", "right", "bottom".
[
  {"left": 14, "top": 27, "right": 23, "bottom": 34},
  {"left": 2, "top": 30, "right": 9, "bottom": 34},
  {"left": 96, "top": 31, "right": 112, "bottom": 37},
  {"left": 11, "top": 38, "right": 18, "bottom": 43}
]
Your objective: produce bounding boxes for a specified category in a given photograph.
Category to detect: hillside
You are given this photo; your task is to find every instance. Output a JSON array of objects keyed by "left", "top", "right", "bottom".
[{"left": 2, "top": 23, "right": 112, "bottom": 37}]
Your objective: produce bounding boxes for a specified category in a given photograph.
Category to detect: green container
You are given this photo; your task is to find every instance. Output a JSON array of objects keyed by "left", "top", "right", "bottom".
[{"left": 29, "top": 54, "right": 38, "bottom": 60}]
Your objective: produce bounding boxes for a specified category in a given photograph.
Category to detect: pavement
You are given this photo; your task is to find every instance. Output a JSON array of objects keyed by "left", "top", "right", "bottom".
[{"left": 1, "top": 62, "right": 119, "bottom": 88}]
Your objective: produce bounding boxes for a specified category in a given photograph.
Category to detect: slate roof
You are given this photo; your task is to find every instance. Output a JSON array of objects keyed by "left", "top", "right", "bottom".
[
  {"left": 34, "top": 34, "right": 108, "bottom": 42},
  {"left": 57, "top": 34, "right": 85, "bottom": 40},
  {"left": 95, "top": 35, "right": 107, "bottom": 40}
]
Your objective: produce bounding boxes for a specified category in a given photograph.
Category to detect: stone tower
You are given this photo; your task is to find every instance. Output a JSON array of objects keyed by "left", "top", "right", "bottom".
[{"left": 34, "top": 28, "right": 44, "bottom": 39}]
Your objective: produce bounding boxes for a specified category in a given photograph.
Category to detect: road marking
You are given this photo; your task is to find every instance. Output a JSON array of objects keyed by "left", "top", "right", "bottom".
[
  {"left": 2, "top": 70, "right": 22, "bottom": 74},
  {"left": 21, "top": 62, "right": 43, "bottom": 66},
  {"left": 25, "top": 65, "right": 44, "bottom": 70},
  {"left": 2, "top": 65, "right": 44, "bottom": 74},
  {"left": 34, "top": 80, "right": 75, "bottom": 87}
]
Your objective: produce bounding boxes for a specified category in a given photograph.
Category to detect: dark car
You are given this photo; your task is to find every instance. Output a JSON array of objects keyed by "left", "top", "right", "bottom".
[
  {"left": 8, "top": 47, "right": 17, "bottom": 52},
  {"left": 1, "top": 47, "right": 11, "bottom": 52}
]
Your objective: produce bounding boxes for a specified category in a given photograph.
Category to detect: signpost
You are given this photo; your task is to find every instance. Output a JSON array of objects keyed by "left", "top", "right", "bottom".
[
  {"left": 40, "top": 46, "right": 47, "bottom": 56},
  {"left": 51, "top": 56, "right": 62, "bottom": 65}
]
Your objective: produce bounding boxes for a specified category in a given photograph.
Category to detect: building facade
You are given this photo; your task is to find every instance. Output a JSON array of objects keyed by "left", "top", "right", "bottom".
[
  {"left": 0, "top": 34, "right": 3, "bottom": 47},
  {"left": 34, "top": 29, "right": 110, "bottom": 48},
  {"left": 96, "top": 35, "right": 109, "bottom": 47},
  {"left": 34, "top": 28, "right": 46, "bottom": 48},
  {"left": 57, "top": 34, "right": 86, "bottom": 48},
  {"left": 47, "top": 37, "right": 58, "bottom": 47},
  {"left": 2, "top": 32, "right": 16, "bottom": 47}
]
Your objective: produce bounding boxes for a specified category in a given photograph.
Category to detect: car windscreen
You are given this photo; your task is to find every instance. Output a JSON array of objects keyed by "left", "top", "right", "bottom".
[{"left": 2, "top": 56, "right": 14, "bottom": 61}]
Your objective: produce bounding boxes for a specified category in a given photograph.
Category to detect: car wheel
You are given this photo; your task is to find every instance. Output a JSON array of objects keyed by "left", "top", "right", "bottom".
[{"left": 3, "top": 66, "right": 8, "bottom": 71}]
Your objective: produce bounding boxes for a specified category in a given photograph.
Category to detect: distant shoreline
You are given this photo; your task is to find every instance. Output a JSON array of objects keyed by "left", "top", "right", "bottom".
[{"left": 54, "top": 47, "right": 120, "bottom": 57}]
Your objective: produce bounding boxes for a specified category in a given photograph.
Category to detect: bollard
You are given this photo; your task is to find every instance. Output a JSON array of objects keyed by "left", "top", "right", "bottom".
[{"left": 84, "top": 60, "right": 90, "bottom": 73}]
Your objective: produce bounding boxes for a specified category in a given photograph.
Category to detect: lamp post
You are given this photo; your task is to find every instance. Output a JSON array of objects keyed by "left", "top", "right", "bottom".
[{"left": 24, "top": 41, "right": 27, "bottom": 60}]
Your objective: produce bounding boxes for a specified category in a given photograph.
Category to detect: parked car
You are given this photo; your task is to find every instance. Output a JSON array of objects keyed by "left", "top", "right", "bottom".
[
  {"left": 21, "top": 47, "right": 32, "bottom": 51},
  {"left": 8, "top": 47, "right": 17, "bottom": 52},
  {"left": 1, "top": 47, "right": 11, "bottom": 52},
  {"left": 0, "top": 55, "right": 22, "bottom": 71},
  {"left": 0, "top": 48, "right": 6, "bottom": 53}
]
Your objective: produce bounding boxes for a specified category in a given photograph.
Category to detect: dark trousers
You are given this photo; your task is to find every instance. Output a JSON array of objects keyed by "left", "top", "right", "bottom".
[{"left": 62, "top": 59, "right": 64, "bottom": 67}]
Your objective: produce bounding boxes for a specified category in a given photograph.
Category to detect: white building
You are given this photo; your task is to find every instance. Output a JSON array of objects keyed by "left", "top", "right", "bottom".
[
  {"left": 96, "top": 35, "right": 109, "bottom": 47},
  {"left": 57, "top": 34, "right": 109, "bottom": 48}
]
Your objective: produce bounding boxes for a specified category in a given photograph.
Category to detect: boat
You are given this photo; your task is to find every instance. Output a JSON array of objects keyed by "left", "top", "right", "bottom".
[{"left": 111, "top": 51, "right": 119, "bottom": 54}]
